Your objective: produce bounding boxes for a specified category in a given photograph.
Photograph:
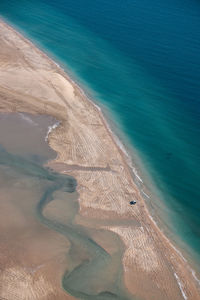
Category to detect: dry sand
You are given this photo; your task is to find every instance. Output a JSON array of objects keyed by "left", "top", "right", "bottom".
[{"left": 0, "top": 19, "right": 200, "bottom": 300}]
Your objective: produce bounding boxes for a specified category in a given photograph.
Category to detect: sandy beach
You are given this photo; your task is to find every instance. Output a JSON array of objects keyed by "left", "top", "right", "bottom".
[{"left": 0, "top": 19, "right": 200, "bottom": 300}]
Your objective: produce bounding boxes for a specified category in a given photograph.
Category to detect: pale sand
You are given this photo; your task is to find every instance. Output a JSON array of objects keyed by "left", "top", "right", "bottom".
[{"left": 0, "top": 19, "right": 200, "bottom": 300}]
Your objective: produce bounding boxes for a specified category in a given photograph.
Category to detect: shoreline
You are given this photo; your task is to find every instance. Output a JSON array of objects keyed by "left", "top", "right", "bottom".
[
  {"left": 0, "top": 16, "right": 154, "bottom": 200},
  {"left": 0, "top": 18, "right": 200, "bottom": 300}
]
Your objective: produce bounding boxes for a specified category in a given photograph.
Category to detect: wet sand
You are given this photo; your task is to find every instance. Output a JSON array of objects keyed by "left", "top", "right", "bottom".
[
  {"left": 0, "top": 113, "right": 130, "bottom": 300},
  {"left": 0, "top": 19, "right": 200, "bottom": 300},
  {"left": 0, "top": 112, "right": 57, "bottom": 162},
  {"left": 0, "top": 113, "right": 76, "bottom": 300}
]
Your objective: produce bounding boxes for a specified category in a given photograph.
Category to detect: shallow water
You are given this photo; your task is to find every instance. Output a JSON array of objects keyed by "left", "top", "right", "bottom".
[
  {"left": 0, "top": 113, "right": 57, "bottom": 163},
  {"left": 0, "top": 113, "right": 133, "bottom": 299},
  {"left": 1, "top": 0, "right": 199, "bottom": 264}
]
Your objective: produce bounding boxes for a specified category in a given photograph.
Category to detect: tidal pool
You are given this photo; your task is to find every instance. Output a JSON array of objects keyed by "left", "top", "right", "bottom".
[{"left": 0, "top": 113, "right": 134, "bottom": 300}]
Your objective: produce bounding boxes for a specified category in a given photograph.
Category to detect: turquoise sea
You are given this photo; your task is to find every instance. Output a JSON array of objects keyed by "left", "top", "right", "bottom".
[{"left": 0, "top": 0, "right": 200, "bottom": 268}]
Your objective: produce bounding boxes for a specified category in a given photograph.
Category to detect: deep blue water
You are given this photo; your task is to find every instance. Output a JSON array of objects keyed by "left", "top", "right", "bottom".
[{"left": 0, "top": 0, "right": 200, "bottom": 263}]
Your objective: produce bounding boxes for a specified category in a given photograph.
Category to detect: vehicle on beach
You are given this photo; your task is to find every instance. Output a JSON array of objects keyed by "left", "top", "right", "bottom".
[{"left": 130, "top": 200, "right": 136, "bottom": 205}]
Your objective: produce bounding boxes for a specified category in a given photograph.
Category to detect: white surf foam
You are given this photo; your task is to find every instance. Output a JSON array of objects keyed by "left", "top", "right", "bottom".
[
  {"left": 191, "top": 269, "right": 200, "bottom": 287},
  {"left": 45, "top": 121, "right": 60, "bottom": 142},
  {"left": 142, "top": 189, "right": 150, "bottom": 198},
  {"left": 174, "top": 273, "right": 188, "bottom": 300},
  {"left": 19, "top": 113, "right": 38, "bottom": 126},
  {"left": 95, "top": 106, "right": 144, "bottom": 184}
]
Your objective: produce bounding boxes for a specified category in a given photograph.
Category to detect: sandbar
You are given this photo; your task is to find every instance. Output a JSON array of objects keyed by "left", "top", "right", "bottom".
[{"left": 0, "top": 19, "right": 200, "bottom": 300}]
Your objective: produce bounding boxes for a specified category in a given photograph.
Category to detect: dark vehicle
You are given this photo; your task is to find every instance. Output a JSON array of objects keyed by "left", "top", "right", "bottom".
[{"left": 130, "top": 201, "right": 136, "bottom": 205}]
